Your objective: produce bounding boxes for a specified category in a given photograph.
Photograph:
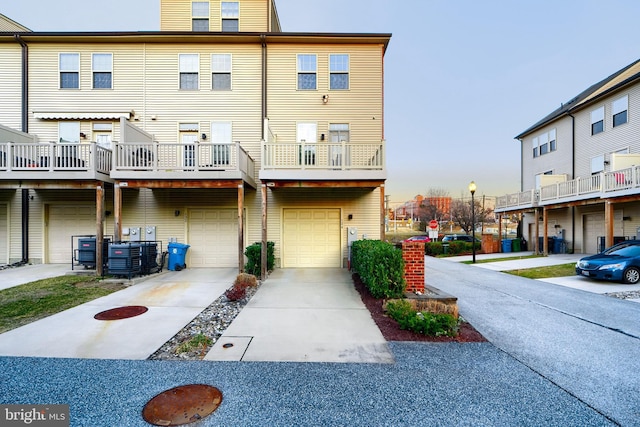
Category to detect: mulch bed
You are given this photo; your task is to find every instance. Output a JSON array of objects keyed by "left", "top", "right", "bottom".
[{"left": 352, "top": 274, "right": 487, "bottom": 343}]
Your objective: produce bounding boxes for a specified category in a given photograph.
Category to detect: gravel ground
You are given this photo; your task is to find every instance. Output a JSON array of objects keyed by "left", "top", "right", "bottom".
[
  {"left": 149, "top": 283, "right": 260, "bottom": 360},
  {"left": 604, "top": 289, "right": 640, "bottom": 300}
]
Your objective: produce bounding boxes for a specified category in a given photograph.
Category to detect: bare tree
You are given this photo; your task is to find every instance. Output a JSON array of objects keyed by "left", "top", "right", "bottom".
[
  {"left": 415, "top": 188, "right": 450, "bottom": 231},
  {"left": 450, "top": 194, "right": 493, "bottom": 234}
]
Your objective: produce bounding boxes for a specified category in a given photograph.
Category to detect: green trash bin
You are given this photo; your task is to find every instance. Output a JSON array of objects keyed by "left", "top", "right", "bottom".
[
  {"left": 442, "top": 243, "right": 449, "bottom": 255},
  {"left": 512, "top": 238, "right": 521, "bottom": 252}
]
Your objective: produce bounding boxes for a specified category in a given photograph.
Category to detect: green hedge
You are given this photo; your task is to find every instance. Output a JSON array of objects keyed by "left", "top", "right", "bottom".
[
  {"left": 351, "top": 240, "right": 405, "bottom": 298},
  {"left": 385, "top": 300, "right": 458, "bottom": 337},
  {"left": 425, "top": 241, "right": 480, "bottom": 256},
  {"left": 244, "top": 241, "right": 274, "bottom": 278}
]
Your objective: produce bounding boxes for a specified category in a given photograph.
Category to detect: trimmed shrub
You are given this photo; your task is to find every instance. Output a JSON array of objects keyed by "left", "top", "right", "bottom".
[
  {"left": 386, "top": 299, "right": 458, "bottom": 337},
  {"left": 351, "top": 240, "right": 405, "bottom": 298},
  {"left": 234, "top": 272, "right": 258, "bottom": 288},
  {"left": 244, "top": 241, "right": 274, "bottom": 278},
  {"left": 225, "top": 284, "right": 247, "bottom": 301}
]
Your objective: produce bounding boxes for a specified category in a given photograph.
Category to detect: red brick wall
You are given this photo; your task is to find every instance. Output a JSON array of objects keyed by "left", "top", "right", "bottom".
[{"left": 402, "top": 242, "right": 425, "bottom": 293}]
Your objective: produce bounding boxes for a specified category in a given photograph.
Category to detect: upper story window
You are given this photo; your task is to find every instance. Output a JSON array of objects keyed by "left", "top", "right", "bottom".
[
  {"left": 179, "top": 54, "right": 199, "bottom": 90},
  {"left": 92, "top": 53, "right": 112, "bottom": 89},
  {"left": 591, "top": 106, "right": 604, "bottom": 135},
  {"left": 297, "top": 54, "right": 317, "bottom": 90},
  {"left": 532, "top": 128, "right": 556, "bottom": 158},
  {"left": 612, "top": 95, "right": 628, "bottom": 127},
  {"left": 59, "top": 53, "right": 80, "bottom": 89},
  {"left": 192, "top": 2, "right": 210, "bottom": 31},
  {"left": 212, "top": 54, "right": 231, "bottom": 90},
  {"left": 329, "top": 54, "right": 349, "bottom": 90},
  {"left": 221, "top": 2, "right": 239, "bottom": 32}
]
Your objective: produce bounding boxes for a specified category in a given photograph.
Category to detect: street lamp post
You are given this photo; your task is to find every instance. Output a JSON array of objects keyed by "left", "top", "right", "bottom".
[{"left": 468, "top": 181, "right": 477, "bottom": 263}]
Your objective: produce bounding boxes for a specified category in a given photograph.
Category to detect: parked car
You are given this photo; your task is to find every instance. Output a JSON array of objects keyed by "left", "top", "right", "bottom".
[
  {"left": 404, "top": 235, "right": 430, "bottom": 243},
  {"left": 441, "top": 234, "right": 479, "bottom": 243},
  {"left": 575, "top": 240, "right": 640, "bottom": 284}
]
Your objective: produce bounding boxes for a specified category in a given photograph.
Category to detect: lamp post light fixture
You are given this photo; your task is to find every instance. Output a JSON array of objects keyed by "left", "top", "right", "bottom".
[{"left": 468, "top": 181, "right": 477, "bottom": 263}]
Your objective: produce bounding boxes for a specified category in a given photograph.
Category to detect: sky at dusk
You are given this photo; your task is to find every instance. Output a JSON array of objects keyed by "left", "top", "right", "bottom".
[{"left": 3, "top": 0, "right": 640, "bottom": 204}]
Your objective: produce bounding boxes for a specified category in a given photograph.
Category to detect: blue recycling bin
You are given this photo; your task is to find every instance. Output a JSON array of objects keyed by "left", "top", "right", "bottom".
[
  {"left": 167, "top": 242, "right": 190, "bottom": 271},
  {"left": 501, "top": 239, "right": 512, "bottom": 253}
]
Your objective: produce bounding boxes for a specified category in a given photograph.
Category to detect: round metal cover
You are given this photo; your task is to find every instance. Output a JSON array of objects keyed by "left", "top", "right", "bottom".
[
  {"left": 142, "top": 384, "right": 223, "bottom": 426},
  {"left": 94, "top": 305, "right": 148, "bottom": 320}
]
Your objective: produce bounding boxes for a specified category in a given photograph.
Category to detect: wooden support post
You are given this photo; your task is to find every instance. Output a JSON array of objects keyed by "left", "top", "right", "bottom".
[
  {"left": 238, "top": 183, "right": 244, "bottom": 273},
  {"left": 543, "top": 207, "right": 548, "bottom": 255},
  {"left": 605, "top": 200, "right": 614, "bottom": 249},
  {"left": 96, "top": 184, "right": 105, "bottom": 276},
  {"left": 380, "top": 184, "right": 385, "bottom": 241},
  {"left": 261, "top": 184, "right": 268, "bottom": 279},
  {"left": 114, "top": 183, "right": 122, "bottom": 242},
  {"left": 534, "top": 208, "right": 539, "bottom": 253},
  {"left": 498, "top": 213, "right": 503, "bottom": 251}
]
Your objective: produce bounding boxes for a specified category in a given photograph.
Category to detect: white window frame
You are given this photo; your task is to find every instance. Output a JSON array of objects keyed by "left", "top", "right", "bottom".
[
  {"left": 59, "top": 53, "right": 80, "bottom": 89},
  {"left": 92, "top": 122, "right": 113, "bottom": 149},
  {"left": 179, "top": 54, "right": 200, "bottom": 90},
  {"left": 329, "top": 54, "right": 350, "bottom": 90},
  {"left": 192, "top": 1, "right": 209, "bottom": 31},
  {"left": 297, "top": 122, "right": 317, "bottom": 165},
  {"left": 211, "top": 53, "right": 232, "bottom": 90},
  {"left": 92, "top": 53, "right": 113, "bottom": 89},
  {"left": 297, "top": 54, "right": 317, "bottom": 90},
  {"left": 221, "top": 2, "right": 239, "bottom": 32},
  {"left": 210, "top": 121, "right": 232, "bottom": 166},
  {"left": 612, "top": 95, "right": 628, "bottom": 128},
  {"left": 591, "top": 106, "right": 604, "bottom": 135},
  {"left": 591, "top": 155, "right": 605, "bottom": 175},
  {"left": 532, "top": 136, "right": 539, "bottom": 158}
]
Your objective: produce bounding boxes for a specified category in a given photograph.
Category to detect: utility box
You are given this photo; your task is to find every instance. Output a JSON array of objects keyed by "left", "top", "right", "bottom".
[
  {"left": 129, "top": 227, "right": 142, "bottom": 242},
  {"left": 347, "top": 227, "right": 358, "bottom": 246},
  {"left": 145, "top": 226, "right": 156, "bottom": 242}
]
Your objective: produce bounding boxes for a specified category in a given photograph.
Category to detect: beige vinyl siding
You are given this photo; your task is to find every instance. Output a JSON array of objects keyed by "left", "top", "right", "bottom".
[
  {"left": 0, "top": 15, "right": 30, "bottom": 31},
  {"left": 7, "top": 190, "right": 22, "bottom": 263},
  {"left": 266, "top": 44, "right": 385, "bottom": 146},
  {"left": 573, "top": 86, "right": 640, "bottom": 179},
  {"left": 27, "top": 43, "right": 145, "bottom": 142},
  {"left": 142, "top": 44, "right": 263, "bottom": 165},
  {"left": 47, "top": 204, "right": 96, "bottom": 263},
  {"left": 267, "top": 187, "right": 381, "bottom": 267},
  {"left": 0, "top": 45, "right": 23, "bottom": 129},
  {"left": 161, "top": 0, "right": 271, "bottom": 32}
]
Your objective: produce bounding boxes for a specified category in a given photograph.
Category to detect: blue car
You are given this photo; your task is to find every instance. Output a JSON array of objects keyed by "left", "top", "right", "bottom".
[{"left": 575, "top": 240, "right": 640, "bottom": 284}]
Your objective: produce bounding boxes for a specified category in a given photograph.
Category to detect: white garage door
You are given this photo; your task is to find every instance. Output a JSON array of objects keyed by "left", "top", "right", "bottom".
[
  {"left": 584, "top": 213, "right": 604, "bottom": 254},
  {"left": 48, "top": 204, "right": 96, "bottom": 264},
  {"left": 188, "top": 208, "right": 237, "bottom": 267},
  {"left": 282, "top": 208, "right": 341, "bottom": 267},
  {"left": 0, "top": 204, "right": 7, "bottom": 264}
]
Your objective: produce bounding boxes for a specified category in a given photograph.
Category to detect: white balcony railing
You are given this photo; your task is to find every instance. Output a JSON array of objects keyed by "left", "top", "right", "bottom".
[
  {"left": 496, "top": 166, "right": 640, "bottom": 211},
  {"left": 261, "top": 141, "right": 384, "bottom": 170},
  {"left": 0, "top": 142, "right": 111, "bottom": 174},
  {"left": 113, "top": 141, "right": 255, "bottom": 182}
]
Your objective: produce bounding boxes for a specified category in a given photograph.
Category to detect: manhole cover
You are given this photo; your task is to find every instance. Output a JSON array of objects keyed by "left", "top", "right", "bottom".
[
  {"left": 142, "top": 384, "right": 223, "bottom": 426},
  {"left": 94, "top": 305, "right": 148, "bottom": 320}
]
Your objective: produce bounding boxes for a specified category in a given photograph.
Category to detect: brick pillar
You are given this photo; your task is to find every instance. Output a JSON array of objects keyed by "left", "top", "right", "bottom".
[{"left": 402, "top": 241, "right": 425, "bottom": 293}]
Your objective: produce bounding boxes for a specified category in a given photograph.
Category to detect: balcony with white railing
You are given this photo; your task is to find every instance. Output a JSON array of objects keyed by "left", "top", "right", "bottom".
[
  {"left": 496, "top": 166, "right": 640, "bottom": 212},
  {"left": 260, "top": 140, "right": 386, "bottom": 181},
  {"left": 111, "top": 141, "right": 256, "bottom": 187},
  {"left": 0, "top": 141, "right": 112, "bottom": 181}
]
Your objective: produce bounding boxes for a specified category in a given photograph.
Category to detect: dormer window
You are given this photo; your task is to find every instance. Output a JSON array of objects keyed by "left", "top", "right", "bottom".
[
  {"left": 192, "top": 2, "right": 210, "bottom": 31},
  {"left": 221, "top": 2, "right": 239, "bottom": 32}
]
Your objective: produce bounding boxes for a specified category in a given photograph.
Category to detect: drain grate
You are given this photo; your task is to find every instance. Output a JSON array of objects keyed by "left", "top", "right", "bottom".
[
  {"left": 142, "top": 384, "right": 223, "bottom": 426},
  {"left": 94, "top": 305, "right": 148, "bottom": 321}
]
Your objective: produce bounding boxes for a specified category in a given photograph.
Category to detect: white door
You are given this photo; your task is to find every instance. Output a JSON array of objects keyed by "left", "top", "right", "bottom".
[
  {"left": 48, "top": 204, "right": 95, "bottom": 263},
  {"left": 282, "top": 208, "right": 341, "bottom": 267},
  {"left": 188, "top": 208, "right": 237, "bottom": 267},
  {"left": 297, "top": 122, "right": 317, "bottom": 166},
  {"left": 583, "top": 213, "right": 604, "bottom": 254},
  {"left": 0, "top": 204, "right": 7, "bottom": 264}
]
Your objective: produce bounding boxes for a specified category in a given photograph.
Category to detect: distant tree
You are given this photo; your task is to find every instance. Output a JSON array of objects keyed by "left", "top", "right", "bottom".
[
  {"left": 450, "top": 193, "right": 493, "bottom": 234},
  {"left": 415, "top": 188, "right": 450, "bottom": 231}
]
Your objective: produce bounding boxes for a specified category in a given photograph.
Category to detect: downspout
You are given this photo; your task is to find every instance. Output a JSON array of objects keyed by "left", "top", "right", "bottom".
[
  {"left": 16, "top": 34, "right": 29, "bottom": 263},
  {"left": 568, "top": 113, "right": 576, "bottom": 254},
  {"left": 261, "top": 34, "right": 267, "bottom": 139},
  {"left": 260, "top": 34, "right": 268, "bottom": 279}
]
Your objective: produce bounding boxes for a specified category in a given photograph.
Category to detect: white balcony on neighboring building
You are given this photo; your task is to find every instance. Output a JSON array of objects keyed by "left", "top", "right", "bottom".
[{"left": 496, "top": 166, "right": 640, "bottom": 212}]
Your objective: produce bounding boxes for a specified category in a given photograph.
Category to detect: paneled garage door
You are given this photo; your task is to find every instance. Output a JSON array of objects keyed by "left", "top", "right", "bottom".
[
  {"left": 282, "top": 208, "right": 341, "bottom": 267},
  {"left": 188, "top": 208, "right": 237, "bottom": 267},
  {"left": 583, "top": 213, "right": 604, "bottom": 254},
  {"left": 0, "top": 204, "right": 7, "bottom": 264},
  {"left": 48, "top": 204, "right": 95, "bottom": 264}
]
